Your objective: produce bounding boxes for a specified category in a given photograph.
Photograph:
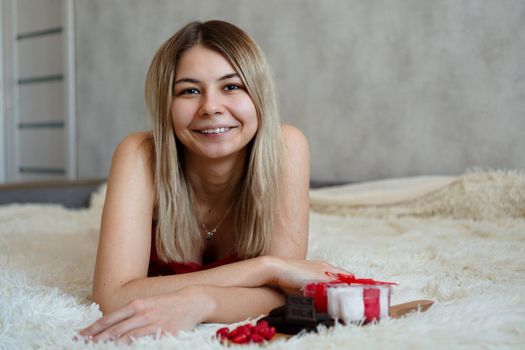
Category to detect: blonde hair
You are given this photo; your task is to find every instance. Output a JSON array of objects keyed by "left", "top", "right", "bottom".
[{"left": 145, "top": 20, "right": 283, "bottom": 263}]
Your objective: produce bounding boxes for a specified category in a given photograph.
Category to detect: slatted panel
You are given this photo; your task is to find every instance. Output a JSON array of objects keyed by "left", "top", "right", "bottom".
[{"left": 14, "top": 0, "right": 67, "bottom": 180}]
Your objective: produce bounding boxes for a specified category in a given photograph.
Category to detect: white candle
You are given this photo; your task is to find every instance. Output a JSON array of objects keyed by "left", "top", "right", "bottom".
[
  {"left": 338, "top": 286, "right": 365, "bottom": 323},
  {"left": 327, "top": 286, "right": 340, "bottom": 320},
  {"left": 379, "top": 286, "right": 390, "bottom": 319}
]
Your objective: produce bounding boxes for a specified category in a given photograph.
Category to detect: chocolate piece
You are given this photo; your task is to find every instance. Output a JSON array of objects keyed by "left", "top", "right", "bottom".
[
  {"left": 261, "top": 295, "right": 336, "bottom": 335},
  {"left": 287, "top": 295, "right": 314, "bottom": 307},
  {"left": 285, "top": 295, "right": 316, "bottom": 325}
]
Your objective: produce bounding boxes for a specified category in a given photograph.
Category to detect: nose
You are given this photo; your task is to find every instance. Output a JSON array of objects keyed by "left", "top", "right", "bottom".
[{"left": 198, "top": 90, "right": 224, "bottom": 117}]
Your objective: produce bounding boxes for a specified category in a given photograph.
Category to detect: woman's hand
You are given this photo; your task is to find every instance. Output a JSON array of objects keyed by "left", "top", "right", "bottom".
[
  {"left": 267, "top": 256, "right": 350, "bottom": 292},
  {"left": 78, "top": 286, "right": 214, "bottom": 345}
]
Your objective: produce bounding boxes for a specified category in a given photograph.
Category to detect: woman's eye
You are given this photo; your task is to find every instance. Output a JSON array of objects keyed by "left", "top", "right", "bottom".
[
  {"left": 178, "top": 88, "right": 199, "bottom": 95},
  {"left": 224, "top": 84, "right": 241, "bottom": 91}
]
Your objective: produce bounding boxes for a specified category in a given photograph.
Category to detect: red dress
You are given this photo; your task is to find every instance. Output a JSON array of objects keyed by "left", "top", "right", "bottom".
[{"left": 148, "top": 224, "right": 240, "bottom": 276}]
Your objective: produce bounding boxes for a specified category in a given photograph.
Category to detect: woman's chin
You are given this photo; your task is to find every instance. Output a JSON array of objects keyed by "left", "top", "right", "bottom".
[{"left": 190, "top": 147, "right": 245, "bottom": 162}]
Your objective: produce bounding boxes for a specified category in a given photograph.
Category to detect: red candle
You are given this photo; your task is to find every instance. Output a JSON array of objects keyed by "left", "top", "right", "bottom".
[
  {"left": 363, "top": 287, "right": 381, "bottom": 321},
  {"left": 303, "top": 282, "right": 330, "bottom": 312}
]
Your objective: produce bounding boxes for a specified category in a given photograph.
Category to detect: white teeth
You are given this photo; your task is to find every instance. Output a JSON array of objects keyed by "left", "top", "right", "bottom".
[{"left": 200, "top": 127, "right": 230, "bottom": 134}]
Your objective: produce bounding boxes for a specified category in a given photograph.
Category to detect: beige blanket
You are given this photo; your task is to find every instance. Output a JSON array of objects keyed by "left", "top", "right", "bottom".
[{"left": 310, "top": 170, "right": 525, "bottom": 220}]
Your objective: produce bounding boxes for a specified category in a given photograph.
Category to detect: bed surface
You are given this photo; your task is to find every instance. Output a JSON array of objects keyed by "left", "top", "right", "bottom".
[{"left": 0, "top": 170, "right": 524, "bottom": 349}]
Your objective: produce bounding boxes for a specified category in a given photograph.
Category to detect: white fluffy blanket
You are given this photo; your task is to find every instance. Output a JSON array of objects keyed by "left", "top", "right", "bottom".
[{"left": 1, "top": 170, "right": 524, "bottom": 349}]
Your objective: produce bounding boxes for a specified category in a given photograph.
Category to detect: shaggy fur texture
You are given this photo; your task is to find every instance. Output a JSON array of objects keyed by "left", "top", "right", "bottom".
[{"left": 1, "top": 170, "right": 524, "bottom": 349}]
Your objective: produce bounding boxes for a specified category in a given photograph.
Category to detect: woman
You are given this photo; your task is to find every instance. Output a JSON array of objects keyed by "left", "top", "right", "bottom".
[{"left": 79, "top": 20, "right": 347, "bottom": 343}]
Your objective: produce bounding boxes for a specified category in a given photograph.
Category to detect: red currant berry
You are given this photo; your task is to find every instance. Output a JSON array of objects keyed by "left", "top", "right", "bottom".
[
  {"left": 251, "top": 333, "right": 264, "bottom": 343},
  {"left": 231, "top": 333, "right": 249, "bottom": 344},
  {"left": 215, "top": 327, "right": 229, "bottom": 338},
  {"left": 259, "top": 326, "right": 276, "bottom": 340},
  {"left": 256, "top": 320, "right": 269, "bottom": 328},
  {"left": 228, "top": 328, "right": 241, "bottom": 340}
]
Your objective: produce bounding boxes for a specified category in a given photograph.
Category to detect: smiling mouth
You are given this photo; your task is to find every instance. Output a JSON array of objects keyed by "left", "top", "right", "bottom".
[{"left": 195, "top": 127, "right": 237, "bottom": 135}]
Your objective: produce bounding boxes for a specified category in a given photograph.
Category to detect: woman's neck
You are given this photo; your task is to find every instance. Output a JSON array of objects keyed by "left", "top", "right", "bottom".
[{"left": 183, "top": 150, "right": 246, "bottom": 206}]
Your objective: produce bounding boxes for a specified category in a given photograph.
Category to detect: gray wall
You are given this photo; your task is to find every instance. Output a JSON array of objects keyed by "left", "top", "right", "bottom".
[{"left": 75, "top": 0, "right": 525, "bottom": 182}]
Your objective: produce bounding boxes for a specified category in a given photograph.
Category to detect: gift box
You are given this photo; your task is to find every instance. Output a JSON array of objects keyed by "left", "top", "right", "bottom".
[{"left": 303, "top": 273, "right": 397, "bottom": 323}]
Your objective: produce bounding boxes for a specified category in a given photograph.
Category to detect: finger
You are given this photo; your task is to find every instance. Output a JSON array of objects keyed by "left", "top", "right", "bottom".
[
  {"left": 92, "top": 313, "right": 153, "bottom": 343},
  {"left": 118, "top": 325, "right": 164, "bottom": 345},
  {"left": 79, "top": 306, "right": 135, "bottom": 337},
  {"left": 318, "top": 264, "right": 351, "bottom": 281}
]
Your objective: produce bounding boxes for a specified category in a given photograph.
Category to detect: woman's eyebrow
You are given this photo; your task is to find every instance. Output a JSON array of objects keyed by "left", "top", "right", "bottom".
[
  {"left": 174, "top": 77, "right": 199, "bottom": 85},
  {"left": 174, "top": 73, "right": 240, "bottom": 86},
  {"left": 218, "top": 73, "right": 240, "bottom": 81}
]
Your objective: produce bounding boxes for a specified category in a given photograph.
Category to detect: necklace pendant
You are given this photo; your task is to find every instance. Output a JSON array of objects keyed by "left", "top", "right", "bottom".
[
  {"left": 206, "top": 229, "right": 216, "bottom": 241},
  {"left": 201, "top": 203, "right": 233, "bottom": 242}
]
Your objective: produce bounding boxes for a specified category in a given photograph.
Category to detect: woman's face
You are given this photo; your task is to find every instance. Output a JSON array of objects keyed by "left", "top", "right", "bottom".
[{"left": 171, "top": 45, "right": 258, "bottom": 160}]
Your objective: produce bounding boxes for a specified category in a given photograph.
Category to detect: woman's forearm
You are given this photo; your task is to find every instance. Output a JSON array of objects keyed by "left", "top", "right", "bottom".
[
  {"left": 95, "top": 255, "right": 279, "bottom": 313},
  {"left": 95, "top": 256, "right": 345, "bottom": 314},
  {"left": 198, "top": 285, "right": 285, "bottom": 324}
]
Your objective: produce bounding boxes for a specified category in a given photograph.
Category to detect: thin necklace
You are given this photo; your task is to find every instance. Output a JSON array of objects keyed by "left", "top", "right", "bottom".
[{"left": 201, "top": 202, "right": 234, "bottom": 241}]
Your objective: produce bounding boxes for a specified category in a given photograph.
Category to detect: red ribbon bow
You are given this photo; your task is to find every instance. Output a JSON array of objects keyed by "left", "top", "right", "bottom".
[{"left": 326, "top": 272, "right": 398, "bottom": 286}]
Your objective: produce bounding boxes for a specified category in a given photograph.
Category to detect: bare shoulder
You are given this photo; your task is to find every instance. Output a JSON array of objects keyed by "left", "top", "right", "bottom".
[
  {"left": 281, "top": 124, "right": 308, "bottom": 145},
  {"left": 280, "top": 124, "right": 309, "bottom": 159},
  {"left": 104, "top": 131, "right": 156, "bottom": 222},
  {"left": 279, "top": 124, "right": 310, "bottom": 183},
  {"left": 106, "top": 130, "right": 155, "bottom": 208},
  {"left": 114, "top": 131, "right": 154, "bottom": 164}
]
